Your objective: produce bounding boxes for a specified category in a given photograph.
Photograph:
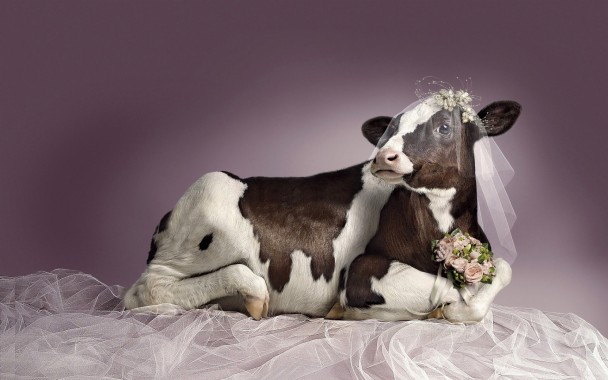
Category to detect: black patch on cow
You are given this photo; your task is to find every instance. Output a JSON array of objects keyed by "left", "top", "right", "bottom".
[
  {"left": 364, "top": 188, "right": 444, "bottom": 275},
  {"left": 147, "top": 238, "right": 158, "bottom": 265},
  {"left": 338, "top": 268, "right": 347, "bottom": 292},
  {"left": 221, "top": 171, "right": 242, "bottom": 181},
  {"left": 147, "top": 211, "right": 172, "bottom": 265},
  {"left": 198, "top": 233, "right": 213, "bottom": 251},
  {"left": 345, "top": 254, "right": 390, "bottom": 308},
  {"left": 478, "top": 101, "right": 521, "bottom": 137},
  {"left": 361, "top": 116, "right": 391, "bottom": 146},
  {"left": 238, "top": 163, "right": 365, "bottom": 292},
  {"left": 158, "top": 211, "right": 172, "bottom": 233}
]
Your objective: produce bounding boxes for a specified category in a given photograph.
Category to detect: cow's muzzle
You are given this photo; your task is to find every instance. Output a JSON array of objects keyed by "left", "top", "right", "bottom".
[{"left": 371, "top": 148, "right": 414, "bottom": 183}]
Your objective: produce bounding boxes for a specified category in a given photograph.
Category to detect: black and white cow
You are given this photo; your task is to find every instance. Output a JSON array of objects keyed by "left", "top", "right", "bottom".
[{"left": 124, "top": 97, "right": 521, "bottom": 323}]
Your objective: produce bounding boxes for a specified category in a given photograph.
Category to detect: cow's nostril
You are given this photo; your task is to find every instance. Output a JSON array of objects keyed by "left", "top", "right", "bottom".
[{"left": 387, "top": 154, "right": 398, "bottom": 162}]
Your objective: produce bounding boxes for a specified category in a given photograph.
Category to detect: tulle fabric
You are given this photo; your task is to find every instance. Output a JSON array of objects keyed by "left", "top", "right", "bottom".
[{"left": 2, "top": 270, "right": 607, "bottom": 379}]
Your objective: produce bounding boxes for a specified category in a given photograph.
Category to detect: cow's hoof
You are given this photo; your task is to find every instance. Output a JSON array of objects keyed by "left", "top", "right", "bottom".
[
  {"left": 245, "top": 295, "right": 268, "bottom": 320},
  {"left": 325, "top": 302, "right": 345, "bottom": 320},
  {"left": 426, "top": 306, "right": 445, "bottom": 320}
]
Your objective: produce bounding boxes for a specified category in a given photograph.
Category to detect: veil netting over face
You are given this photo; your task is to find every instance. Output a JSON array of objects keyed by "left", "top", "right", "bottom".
[{"left": 369, "top": 80, "right": 517, "bottom": 264}]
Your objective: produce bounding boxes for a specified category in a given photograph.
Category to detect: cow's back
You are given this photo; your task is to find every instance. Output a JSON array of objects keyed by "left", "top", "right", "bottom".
[{"left": 239, "top": 164, "right": 365, "bottom": 292}]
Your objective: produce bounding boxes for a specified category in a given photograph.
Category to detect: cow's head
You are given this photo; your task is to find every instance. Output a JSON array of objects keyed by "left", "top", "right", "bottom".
[{"left": 362, "top": 98, "right": 521, "bottom": 190}]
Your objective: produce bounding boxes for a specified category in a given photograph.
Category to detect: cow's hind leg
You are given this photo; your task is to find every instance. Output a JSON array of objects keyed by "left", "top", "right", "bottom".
[
  {"left": 125, "top": 263, "right": 269, "bottom": 320},
  {"left": 330, "top": 254, "right": 462, "bottom": 321}
]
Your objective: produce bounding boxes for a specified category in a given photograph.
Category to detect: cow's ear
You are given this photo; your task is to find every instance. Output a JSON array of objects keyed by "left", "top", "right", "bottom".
[
  {"left": 477, "top": 101, "right": 521, "bottom": 137},
  {"left": 362, "top": 116, "right": 392, "bottom": 146}
]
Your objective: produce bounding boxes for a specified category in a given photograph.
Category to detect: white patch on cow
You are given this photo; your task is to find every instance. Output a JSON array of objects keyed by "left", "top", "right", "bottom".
[
  {"left": 343, "top": 261, "right": 461, "bottom": 321},
  {"left": 398, "top": 98, "right": 443, "bottom": 135},
  {"left": 151, "top": 172, "right": 260, "bottom": 275},
  {"left": 124, "top": 172, "right": 265, "bottom": 309},
  {"left": 383, "top": 98, "right": 442, "bottom": 153},
  {"left": 339, "top": 288, "right": 348, "bottom": 309},
  {"left": 266, "top": 250, "right": 337, "bottom": 315},
  {"left": 404, "top": 185, "right": 457, "bottom": 233},
  {"left": 266, "top": 162, "right": 395, "bottom": 316},
  {"left": 372, "top": 98, "right": 442, "bottom": 182},
  {"left": 333, "top": 162, "right": 395, "bottom": 273}
]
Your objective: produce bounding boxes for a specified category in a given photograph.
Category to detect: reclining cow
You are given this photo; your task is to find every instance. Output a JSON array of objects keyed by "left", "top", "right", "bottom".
[{"left": 124, "top": 93, "right": 521, "bottom": 323}]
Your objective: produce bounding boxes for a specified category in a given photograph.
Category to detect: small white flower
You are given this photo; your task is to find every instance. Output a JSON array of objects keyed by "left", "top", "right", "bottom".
[
  {"left": 432, "top": 88, "right": 476, "bottom": 123},
  {"left": 470, "top": 247, "right": 481, "bottom": 260},
  {"left": 455, "top": 90, "right": 472, "bottom": 105}
]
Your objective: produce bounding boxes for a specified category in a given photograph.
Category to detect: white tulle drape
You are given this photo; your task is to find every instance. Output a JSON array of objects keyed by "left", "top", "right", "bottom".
[{"left": 1, "top": 270, "right": 607, "bottom": 379}]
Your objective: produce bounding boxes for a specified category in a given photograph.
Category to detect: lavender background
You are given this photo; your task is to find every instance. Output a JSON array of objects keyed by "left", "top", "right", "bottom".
[{"left": 2, "top": 1, "right": 607, "bottom": 334}]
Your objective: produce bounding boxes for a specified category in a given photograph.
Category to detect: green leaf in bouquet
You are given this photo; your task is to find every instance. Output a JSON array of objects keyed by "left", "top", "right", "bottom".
[
  {"left": 464, "top": 244, "right": 471, "bottom": 255},
  {"left": 489, "top": 266, "right": 495, "bottom": 274},
  {"left": 450, "top": 228, "right": 462, "bottom": 237},
  {"left": 431, "top": 239, "right": 438, "bottom": 250}
]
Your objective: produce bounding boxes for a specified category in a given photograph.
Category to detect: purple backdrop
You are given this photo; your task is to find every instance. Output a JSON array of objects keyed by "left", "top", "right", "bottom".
[{"left": 2, "top": 1, "right": 607, "bottom": 334}]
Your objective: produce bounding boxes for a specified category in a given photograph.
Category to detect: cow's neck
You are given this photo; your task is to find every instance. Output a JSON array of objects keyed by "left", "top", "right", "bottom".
[
  {"left": 364, "top": 178, "right": 481, "bottom": 275},
  {"left": 406, "top": 178, "right": 480, "bottom": 236}
]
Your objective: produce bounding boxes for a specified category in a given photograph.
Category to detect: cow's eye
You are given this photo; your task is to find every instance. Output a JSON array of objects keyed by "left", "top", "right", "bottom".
[{"left": 437, "top": 124, "right": 451, "bottom": 135}]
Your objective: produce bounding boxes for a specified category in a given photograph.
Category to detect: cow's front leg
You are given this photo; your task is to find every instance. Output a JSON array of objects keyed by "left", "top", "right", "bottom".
[
  {"left": 434, "top": 257, "right": 512, "bottom": 323},
  {"left": 328, "top": 254, "right": 462, "bottom": 321},
  {"left": 125, "top": 263, "right": 270, "bottom": 320}
]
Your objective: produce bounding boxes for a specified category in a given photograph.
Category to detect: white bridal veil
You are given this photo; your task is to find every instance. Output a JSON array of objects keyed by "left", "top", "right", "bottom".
[{"left": 371, "top": 79, "right": 517, "bottom": 263}]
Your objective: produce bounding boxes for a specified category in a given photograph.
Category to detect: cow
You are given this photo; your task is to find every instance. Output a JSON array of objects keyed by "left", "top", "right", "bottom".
[{"left": 124, "top": 93, "right": 521, "bottom": 323}]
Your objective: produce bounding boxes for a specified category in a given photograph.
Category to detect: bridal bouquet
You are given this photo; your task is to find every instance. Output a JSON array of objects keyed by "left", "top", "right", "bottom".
[{"left": 432, "top": 229, "right": 495, "bottom": 288}]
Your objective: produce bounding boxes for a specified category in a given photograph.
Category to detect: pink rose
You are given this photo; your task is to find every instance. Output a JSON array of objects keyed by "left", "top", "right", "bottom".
[
  {"left": 464, "top": 262, "right": 484, "bottom": 284},
  {"left": 434, "top": 241, "right": 452, "bottom": 261},
  {"left": 452, "top": 257, "right": 468, "bottom": 272},
  {"left": 444, "top": 253, "right": 458, "bottom": 268},
  {"left": 453, "top": 236, "right": 470, "bottom": 251}
]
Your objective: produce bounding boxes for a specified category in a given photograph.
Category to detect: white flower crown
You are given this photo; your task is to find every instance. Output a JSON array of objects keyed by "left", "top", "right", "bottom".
[{"left": 433, "top": 89, "right": 477, "bottom": 123}]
